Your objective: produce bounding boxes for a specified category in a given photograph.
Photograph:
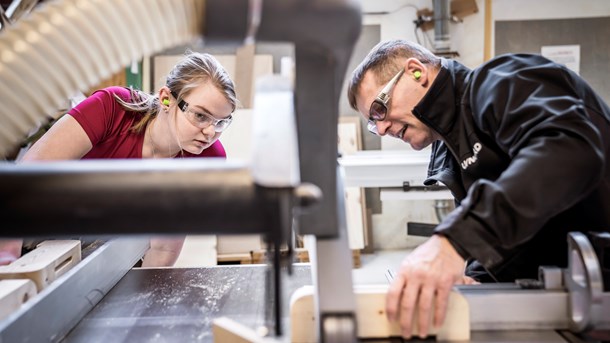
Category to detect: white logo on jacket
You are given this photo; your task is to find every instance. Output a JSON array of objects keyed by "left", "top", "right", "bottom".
[{"left": 461, "top": 142, "right": 482, "bottom": 170}]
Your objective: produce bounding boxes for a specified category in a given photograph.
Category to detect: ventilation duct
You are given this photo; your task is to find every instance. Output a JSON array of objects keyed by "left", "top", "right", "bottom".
[{"left": 433, "top": 0, "right": 451, "bottom": 53}]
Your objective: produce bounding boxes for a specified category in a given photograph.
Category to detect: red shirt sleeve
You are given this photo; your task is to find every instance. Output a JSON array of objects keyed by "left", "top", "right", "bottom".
[{"left": 68, "top": 86, "right": 132, "bottom": 145}]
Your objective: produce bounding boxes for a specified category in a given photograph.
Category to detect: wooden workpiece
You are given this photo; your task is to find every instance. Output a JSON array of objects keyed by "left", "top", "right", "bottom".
[
  {"left": 290, "top": 284, "right": 470, "bottom": 342},
  {"left": 0, "top": 279, "right": 37, "bottom": 321},
  {"left": 0, "top": 240, "right": 81, "bottom": 292},
  {"left": 213, "top": 283, "right": 470, "bottom": 342},
  {"left": 213, "top": 317, "right": 276, "bottom": 343}
]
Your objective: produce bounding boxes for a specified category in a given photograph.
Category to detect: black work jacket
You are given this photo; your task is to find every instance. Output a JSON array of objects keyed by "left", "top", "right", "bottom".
[{"left": 418, "top": 54, "right": 610, "bottom": 281}]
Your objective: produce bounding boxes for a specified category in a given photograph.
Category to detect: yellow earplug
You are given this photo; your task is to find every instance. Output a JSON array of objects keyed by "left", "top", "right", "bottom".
[
  {"left": 414, "top": 70, "right": 422, "bottom": 80},
  {"left": 162, "top": 99, "right": 170, "bottom": 106}
]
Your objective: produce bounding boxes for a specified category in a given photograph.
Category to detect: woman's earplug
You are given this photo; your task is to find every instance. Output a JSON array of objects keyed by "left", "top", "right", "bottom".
[
  {"left": 414, "top": 70, "right": 422, "bottom": 80},
  {"left": 162, "top": 99, "right": 170, "bottom": 106}
]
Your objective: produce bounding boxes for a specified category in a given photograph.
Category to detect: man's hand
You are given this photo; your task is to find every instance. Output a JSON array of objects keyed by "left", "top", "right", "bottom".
[{"left": 386, "top": 235, "right": 466, "bottom": 339}]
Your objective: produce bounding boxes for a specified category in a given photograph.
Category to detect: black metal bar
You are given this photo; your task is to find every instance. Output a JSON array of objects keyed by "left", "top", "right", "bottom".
[
  {"left": 407, "top": 222, "right": 437, "bottom": 237},
  {"left": 0, "top": 159, "right": 270, "bottom": 236}
]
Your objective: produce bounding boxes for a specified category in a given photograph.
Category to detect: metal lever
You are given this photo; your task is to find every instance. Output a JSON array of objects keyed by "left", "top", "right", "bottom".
[{"left": 565, "top": 232, "right": 605, "bottom": 332}]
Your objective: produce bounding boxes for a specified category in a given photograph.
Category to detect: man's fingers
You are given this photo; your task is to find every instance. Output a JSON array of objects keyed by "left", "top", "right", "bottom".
[
  {"left": 385, "top": 236, "right": 467, "bottom": 339},
  {"left": 416, "top": 284, "right": 435, "bottom": 338},
  {"left": 386, "top": 275, "right": 406, "bottom": 322},
  {"left": 399, "top": 279, "right": 420, "bottom": 338},
  {"left": 433, "top": 283, "right": 452, "bottom": 329}
]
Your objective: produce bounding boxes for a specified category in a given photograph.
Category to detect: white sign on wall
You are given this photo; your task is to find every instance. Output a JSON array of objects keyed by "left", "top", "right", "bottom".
[{"left": 541, "top": 45, "right": 581, "bottom": 75}]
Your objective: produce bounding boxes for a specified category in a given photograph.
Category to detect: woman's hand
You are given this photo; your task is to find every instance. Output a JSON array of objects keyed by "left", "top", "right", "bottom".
[
  {"left": 141, "top": 236, "right": 186, "bottom": 267},
  {"left": 0, "top": 239, "right": 23, "bottom": 265}
]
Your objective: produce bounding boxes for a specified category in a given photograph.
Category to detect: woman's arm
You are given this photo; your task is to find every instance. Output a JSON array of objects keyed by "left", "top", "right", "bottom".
[
  {"left": 141, "top": 237, "right": 186, "bottom": 267},
  {"left": 1, "top": 115, "right": 94, "bottom": 262},
  {"left": 21, "top": 114, "right": 93, "bottom": 161}
]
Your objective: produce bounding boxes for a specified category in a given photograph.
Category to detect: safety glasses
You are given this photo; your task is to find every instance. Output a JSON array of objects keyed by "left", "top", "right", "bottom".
[
  {"left": 170, "top": 90, "right": 233, "bottom": 133},
  {"left": 367, "top": 69, "right": 404, "bottom": 135}
]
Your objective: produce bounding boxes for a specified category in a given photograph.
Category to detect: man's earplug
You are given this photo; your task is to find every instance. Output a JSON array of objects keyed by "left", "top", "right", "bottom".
[
  {"left": 162, "top": 99, "right": 170, "bottom": 106},
  {"left": 414, "top": 70, "right": 422, "bottom": 80}
]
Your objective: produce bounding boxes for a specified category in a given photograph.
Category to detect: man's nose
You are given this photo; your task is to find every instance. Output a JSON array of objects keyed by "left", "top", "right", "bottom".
[{"left": 375, "top": 120, "right": 391, "bottom": 136}]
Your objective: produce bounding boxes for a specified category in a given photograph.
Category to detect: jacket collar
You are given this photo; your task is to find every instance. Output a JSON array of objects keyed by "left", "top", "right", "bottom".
[
  {"left": 412, "top": 58, "right": 472, "bottom": 138},
  {"left": 417, "top": 59, "right": 472, "bottom": 200}
]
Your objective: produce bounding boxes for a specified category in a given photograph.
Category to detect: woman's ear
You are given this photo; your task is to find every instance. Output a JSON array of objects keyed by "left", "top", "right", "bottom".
[
  {"left": 158, "top": 86, "right": 172, "bottom": 111},
  {"left": 159, "top": 86, "right": 172, "bottom": 101}
]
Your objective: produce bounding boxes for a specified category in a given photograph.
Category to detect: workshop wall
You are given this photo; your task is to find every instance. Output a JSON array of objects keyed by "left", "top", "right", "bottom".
[{"left": 493, "top": 0, "right": 610, "bottom": 104}]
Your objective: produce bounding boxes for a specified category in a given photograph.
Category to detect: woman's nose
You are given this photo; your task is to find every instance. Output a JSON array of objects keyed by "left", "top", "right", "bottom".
[{"left": 202, "top": 124, "right": 217, "bottom": 136}]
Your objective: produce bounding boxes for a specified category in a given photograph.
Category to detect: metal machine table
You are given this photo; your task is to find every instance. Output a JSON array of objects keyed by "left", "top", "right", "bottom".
[
  {"left": 62, "top": 265, "right": 311, "bottom": 343},
  {"left": 60, "top": 265, "right": 571, "bottom": 343}
]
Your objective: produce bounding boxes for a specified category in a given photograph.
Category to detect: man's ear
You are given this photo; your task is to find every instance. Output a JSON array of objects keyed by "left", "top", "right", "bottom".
[{"left": 405, "top": 58, "right": 426, "bottom": 83}]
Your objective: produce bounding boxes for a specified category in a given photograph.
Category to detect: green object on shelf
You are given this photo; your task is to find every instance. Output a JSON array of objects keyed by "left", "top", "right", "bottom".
[{"left": 125, "top": 60, "right": 143, "bottom": 90}]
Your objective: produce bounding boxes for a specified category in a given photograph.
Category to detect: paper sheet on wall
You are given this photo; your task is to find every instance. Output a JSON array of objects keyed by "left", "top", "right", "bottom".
[{"left": 541, "top": 45, "right": 580, "bottom": 75}]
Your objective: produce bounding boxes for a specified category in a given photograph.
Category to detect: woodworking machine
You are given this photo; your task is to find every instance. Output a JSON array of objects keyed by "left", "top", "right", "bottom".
[{"left": 0, "top": 1, "right": 609, "bottom": 342}]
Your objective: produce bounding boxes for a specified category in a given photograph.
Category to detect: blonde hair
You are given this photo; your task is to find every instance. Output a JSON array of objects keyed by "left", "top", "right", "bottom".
[
  {"left": 115, "top": 51, "right": 238, "bottom": 133},
  {"left": 347, "top": 39, "right": 441, "bottom": 111}
]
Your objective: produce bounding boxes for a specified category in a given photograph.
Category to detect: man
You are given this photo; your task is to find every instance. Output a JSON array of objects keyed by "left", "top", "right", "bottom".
[{"left": 347, "top": 39, "right": 610, "bottom": 339}]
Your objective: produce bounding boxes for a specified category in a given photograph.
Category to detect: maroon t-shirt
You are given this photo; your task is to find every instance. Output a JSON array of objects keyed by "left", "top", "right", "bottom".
[{"left": 68, "top": 86, "right": 226, "bottom": 159}]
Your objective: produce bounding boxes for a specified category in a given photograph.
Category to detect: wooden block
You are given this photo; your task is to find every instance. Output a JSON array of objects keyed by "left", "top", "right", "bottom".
[
  {"left": 295, "top": 248, "right": 310, "bottom": 263},
  {"left": 217, "top": 235, "right": 263, "bottom": 255},
  {"left": 0, "top": 240, "right": 81, "bottom": 292},
  {"left": 235, "top": 44, "right": 256, "bottom": 108},
  {"left": 217, "top": 248, "right": 361, "bottom": 268},
  {"left": 174, "top": 235, "right": 217, "bottom": 268},
  {"left": 213, "top": 317, "right": 273, "bottom": 343},
  {"left": 0, "top": 279, "right": 37, "bottom": 321},
  {"left": 416, "top": 0, "right": 479, "bottom": 32},
  {"left": 344, "top": 187, "right": 366, "bottom": 250},
  {"left": 293, "top": 248, "right": 361, "bottom": 268},
  {"left": 250, "top": 251, "right": 266, "bottom": 264},
  {"left": 352, "top": 249, "right": 362, "bottom": 269},
  {"left": 451, "top": 0, "right": 479, "bottom": 18},
  {"left": 338, "top": 116, "right": 368, "bottom": 251},
  {"left": 217, "top": 253, "right": 254, "bottom": 265},
  {"left": 290, "top": 284, "right": 470, "bottom": 342}
]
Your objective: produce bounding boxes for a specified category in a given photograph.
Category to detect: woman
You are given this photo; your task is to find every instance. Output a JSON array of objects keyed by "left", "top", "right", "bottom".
[{"left": 0, "top": 51, "right": 238, "bottom": 267}]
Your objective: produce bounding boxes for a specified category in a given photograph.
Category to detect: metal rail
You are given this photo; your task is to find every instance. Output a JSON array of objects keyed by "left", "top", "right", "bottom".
[{"left": 0, "top": 238, "right": 149, "bottom": 343}]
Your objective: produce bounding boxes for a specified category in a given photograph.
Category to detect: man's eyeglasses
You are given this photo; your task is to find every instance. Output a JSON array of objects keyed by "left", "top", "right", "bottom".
[
  {"left": 367, "top": 69, "right": 404, "bottom": 135},
  {"left": 170, "top": 91, "right": 233, "bottom": 133}
]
